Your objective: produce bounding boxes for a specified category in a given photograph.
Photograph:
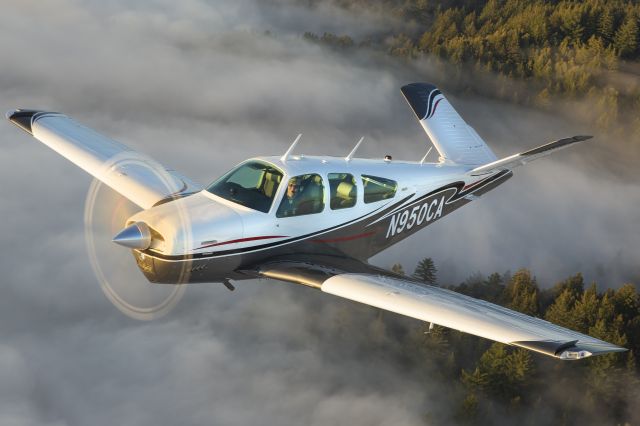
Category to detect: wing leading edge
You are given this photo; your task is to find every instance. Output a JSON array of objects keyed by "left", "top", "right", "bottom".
[
  {"left": 246, "top": 258, "right": 625, "bottom": 360},
  {"left": 6, "top": 109, "right": 201, "bottom": 209}
]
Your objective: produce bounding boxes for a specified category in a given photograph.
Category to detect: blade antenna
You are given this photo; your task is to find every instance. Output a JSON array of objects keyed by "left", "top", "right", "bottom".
[
  {"left": 345, "top": 136, "right": 364, "bottom": 162},
  {"left": 420, "top": 147, "right": 433, "bottom": 165},
  {"left": 281, "top": 134, "right": 302, "bottom": 162}
]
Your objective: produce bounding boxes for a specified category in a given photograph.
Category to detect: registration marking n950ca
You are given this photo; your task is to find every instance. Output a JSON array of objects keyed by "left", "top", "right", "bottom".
[{"left": 386, "top": 195, "right": 444, "bottom": 238}]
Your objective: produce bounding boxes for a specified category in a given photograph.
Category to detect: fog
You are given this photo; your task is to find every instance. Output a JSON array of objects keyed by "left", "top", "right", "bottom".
[{"left": 0, "top": 1, "right": 638, "bottom": 425}]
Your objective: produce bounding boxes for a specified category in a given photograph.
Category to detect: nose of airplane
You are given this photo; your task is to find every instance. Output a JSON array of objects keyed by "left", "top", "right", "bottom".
[{"left": 112, "top": 222, "right": 152, "bottom": 250}]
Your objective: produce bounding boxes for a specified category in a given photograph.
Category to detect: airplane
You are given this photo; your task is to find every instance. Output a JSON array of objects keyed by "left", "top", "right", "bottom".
[{"left": 7, "top": 82, "right": 626, "bottom": 360}]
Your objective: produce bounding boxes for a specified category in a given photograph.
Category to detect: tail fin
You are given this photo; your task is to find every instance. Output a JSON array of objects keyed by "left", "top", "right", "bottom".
[{"left": 401, "top": 83, "right": 496, "bottom": 165}]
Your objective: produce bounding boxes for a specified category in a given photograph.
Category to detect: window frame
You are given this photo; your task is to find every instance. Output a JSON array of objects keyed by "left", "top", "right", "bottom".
[
  {"left": 361, "top": 174, "right": 398, "bottom": 204},
  {"left": 206, "top": 160, "right": 284, "bottom": 213},
  {"left": 275, "top": 173, "right": 326, "bottom": 218},
  {"left": 327, "top": 172, "right": 358, "bottom": 210}
]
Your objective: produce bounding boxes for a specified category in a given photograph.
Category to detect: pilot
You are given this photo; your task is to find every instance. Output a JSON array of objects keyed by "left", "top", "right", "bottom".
[{"left": 280, "top": 177, "right": 303, "bottom": 216}]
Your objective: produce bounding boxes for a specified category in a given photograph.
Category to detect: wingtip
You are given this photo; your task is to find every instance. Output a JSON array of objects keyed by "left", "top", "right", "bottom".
[
  {"left": 512, "top": 339, "right": 628, "bottom": 360},
  {"left": 6, "top": 109, "right": 46, "bottom": 135},
  {"left": 6, "top": 109, "right": 61, "bottom": 135},
  {"left": 574, "top": 135, "right": 593, "bottom": 142}
]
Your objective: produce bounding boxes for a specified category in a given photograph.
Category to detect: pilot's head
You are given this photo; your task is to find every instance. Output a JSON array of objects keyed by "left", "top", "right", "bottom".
[{"left": 286, "top": 177, "right": 301, "bottom": 199}]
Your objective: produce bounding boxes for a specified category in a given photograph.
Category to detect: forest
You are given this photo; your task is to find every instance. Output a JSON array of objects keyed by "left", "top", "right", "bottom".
[
  {"left": 318, "top": 259, "right": 640, "bottom": 425},
  {"left": 303, "top": 0, "right": 640, "bottom": 133},
  {"left": 296, "top": 2, "right": 640, "bottom": 423}
]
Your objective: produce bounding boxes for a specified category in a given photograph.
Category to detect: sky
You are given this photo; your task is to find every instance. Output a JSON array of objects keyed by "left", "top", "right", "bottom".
[{"left": 1, "top": 1, "right": 639, "bottom": 425}]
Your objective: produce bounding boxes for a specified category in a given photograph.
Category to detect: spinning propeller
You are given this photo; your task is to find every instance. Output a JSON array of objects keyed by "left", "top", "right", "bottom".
[{"left": 83, "top": 154, "right": 192, "bottom": 320}]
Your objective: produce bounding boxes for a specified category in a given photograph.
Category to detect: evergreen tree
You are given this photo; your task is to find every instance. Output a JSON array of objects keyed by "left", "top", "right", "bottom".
[
  {"left": 462, "top": 343, "right": 533, "bottom": 404},
  {"left": 545, "top": 287, "right": 581, "bottom": 330},
  {"left": 413, "top": 257, "right": 437, "bottom": 284},
  {"left": 574, "top": 283, "right": 601, "bottom": 332},
  {"left": 541, "top": 272, "right": 584, "bottom": 312},
  {"left": 482, "top": 272, "right": 504, "bottom": 303},
  {"left": 613, "top": 284, "right": 640, "bottom": 356},
  {"left": 614, "top": 13, "right": 639, "bottom": 57},
  {"left": 598, "top": 6, "right": 615, "bottom": 45},
  {"left": 504, "top": 269, "right": 539, "bottom": 316}
]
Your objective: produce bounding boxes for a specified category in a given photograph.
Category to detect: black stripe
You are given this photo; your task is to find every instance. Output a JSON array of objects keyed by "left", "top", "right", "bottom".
[
  {"left": 146, "top": 194, "right": 414, "bottom": 261},
  {"left": 425, "top": 89, "right": 441, "bottom": 120},
  {"left": 143, "top": 172, "right": 511, "bottom": 263}
]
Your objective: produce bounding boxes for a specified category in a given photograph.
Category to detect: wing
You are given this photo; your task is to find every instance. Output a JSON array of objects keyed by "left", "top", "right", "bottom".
[
  {"left": 468, "top": 135, "right": 593, "bottom": 176},
  {"left": 6, "top": 109, "right": 201, "bottom": 209},
  {"left": 243, "top": 256, "right": 626, "bottom": 360}
]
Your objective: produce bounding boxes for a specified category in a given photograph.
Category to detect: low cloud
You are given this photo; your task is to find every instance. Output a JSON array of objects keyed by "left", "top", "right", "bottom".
[{"left": 0, "top": 1, "right": 638, "bottom": 425}]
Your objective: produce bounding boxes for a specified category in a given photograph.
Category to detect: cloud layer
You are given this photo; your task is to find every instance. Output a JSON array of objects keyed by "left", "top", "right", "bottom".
[{"left": 0, "top": 1, "right": 638, "bottom": 425}]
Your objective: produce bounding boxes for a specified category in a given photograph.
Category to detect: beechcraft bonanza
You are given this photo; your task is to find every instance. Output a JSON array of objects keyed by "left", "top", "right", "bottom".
[{"left": 8, "top": 83, "right": 627, "bottom": 360}]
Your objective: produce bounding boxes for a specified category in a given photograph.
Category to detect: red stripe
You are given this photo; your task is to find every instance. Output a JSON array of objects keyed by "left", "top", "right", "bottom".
[
  {"left": 312, "top": 231, "right": 376, "bottom": 244},
  {"left": 199, "top": 235, "right": 287, "bottom": 249},
  {"left": 463, "top": 180, "right": 482, "bottom": 191}
]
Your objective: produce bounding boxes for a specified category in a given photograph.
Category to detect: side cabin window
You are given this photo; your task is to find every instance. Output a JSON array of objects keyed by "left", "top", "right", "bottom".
[
  {"left": 207, "top": 161, "right": 282, "bottom": 213},
  {"left": 276, "top": 174, "right": 325, "bottom": 217},
  {"left": 329, "top": 173, "right": 357, "bottom": 210},
  {"left": 362, "top": 175, "right": 397, "bottom": 203}
]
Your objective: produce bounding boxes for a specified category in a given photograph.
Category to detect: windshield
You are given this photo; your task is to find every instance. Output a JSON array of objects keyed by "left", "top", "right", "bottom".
[{"left": 207, "top": 161, "right": 283, "bottom": 213}]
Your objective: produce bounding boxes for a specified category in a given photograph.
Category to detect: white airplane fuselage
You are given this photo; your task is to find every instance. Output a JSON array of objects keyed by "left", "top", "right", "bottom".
[{"left": 127, "top": 155, "right": 512, "bottom": 284}]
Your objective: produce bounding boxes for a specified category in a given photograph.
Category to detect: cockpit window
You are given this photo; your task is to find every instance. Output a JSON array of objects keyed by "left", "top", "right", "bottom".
[
  {"left": 276, "top": 174, "right": 325, "bottom": 217},
  {"left": 329, "top": 173, "right": 357, "bottom": 210},
  {"left": 207, "top": 161, "right": 283, "bottom": 213},
  {"left": 362, "top": 175, "right": 397, "bottom": 203}
]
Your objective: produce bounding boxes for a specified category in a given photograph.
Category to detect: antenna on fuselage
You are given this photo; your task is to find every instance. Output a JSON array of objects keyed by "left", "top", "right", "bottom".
[
  {"left": 281, "top": 133, "right": 302, "bottom": 162},
  {"left": 419, "top": 147, "right": 433, "bottom": 165},
  {"left": 345, "top": 136, "right": 364, "bottom": 162}
]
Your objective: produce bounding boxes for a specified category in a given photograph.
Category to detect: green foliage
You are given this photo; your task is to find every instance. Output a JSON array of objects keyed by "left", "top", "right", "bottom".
[
  {"left": 305, "top": 0, "right": 640, "bottom": 131},
  {"left": 323, "top": 261, "right": 640, "bottom": 424},
  {"left": 614, "top": 12, "right": 639, "bottom": 57},
  {"left": 296, "top": 2, "right": 640, "bottom": 421},
  {"left": 303, "top": 31, "right": 355, "bottom": 49},
  {"left": 504, "top": 269, "right": 539, "bottom": 316},
  {"left": 413, "top": 257, "right": 437, "bottom": 284},
  {"left": 461, "top": 343, "right": 534, "bottom": 408},
  {"left": 458, "top": 273, "right": 638, "bottom": 424}
]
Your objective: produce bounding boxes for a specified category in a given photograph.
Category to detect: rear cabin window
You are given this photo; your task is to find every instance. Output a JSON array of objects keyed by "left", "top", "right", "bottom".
[
  {"left": 362, "top": 175, "right": 397, "bottom": 203},
  {"left": 207, "top": 161, "right": 282, "bottom": 213},
  {"left": 328, "top": 173, "right": 357, "bottom": 210},
  {"left": 276, "top": 174, "right": 325, "bottom": 217}
]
